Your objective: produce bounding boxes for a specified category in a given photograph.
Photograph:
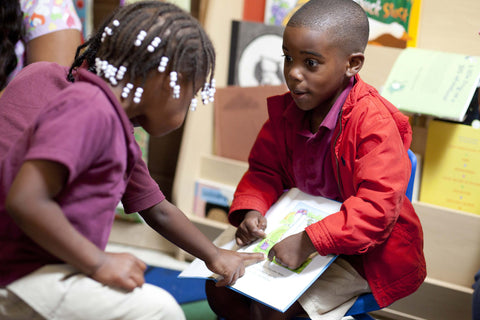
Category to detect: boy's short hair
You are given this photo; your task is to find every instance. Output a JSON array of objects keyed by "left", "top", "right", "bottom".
[{"left": 287, "top": 0, "right": 369, "bottom": 54}]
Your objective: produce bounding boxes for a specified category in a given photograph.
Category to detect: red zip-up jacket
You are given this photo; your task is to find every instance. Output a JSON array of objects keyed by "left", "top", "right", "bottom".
[{"left": 229, "top": 75, "right": 426, "bottom": 308}]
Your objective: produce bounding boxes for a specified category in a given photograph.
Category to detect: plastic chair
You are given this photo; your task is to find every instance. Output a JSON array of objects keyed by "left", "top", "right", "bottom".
[{"left": 405, "top": 149, "right": 417, "bottom": 202}]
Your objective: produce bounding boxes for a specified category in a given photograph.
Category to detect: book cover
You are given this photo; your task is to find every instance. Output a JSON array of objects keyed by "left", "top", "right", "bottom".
[
  {"left": 243, "top": 0, "right": 267, "bottom": 22},
  {"left": 264, "top": 0, "right": 305, "bottom": 26},
  {"left": 228, "top": 20, "right": 285, "bottom": 87},
  {"left": 179, "top": 188, "right": 340, "bottom": 312},
  {"left": 382, "top": 48, "right": 480, "bottom": 122},
  {"left": 73, "top": 0, "right": 93, "bottom": 39},
  {"left": 264, "top": 0, "right": 422, "bottom": 48},
  {"left": 420, "top": 120, "right": 480, "bottom": 215},
  {"left": 359, "top": 0, "right": 422, "bottom": 48}
]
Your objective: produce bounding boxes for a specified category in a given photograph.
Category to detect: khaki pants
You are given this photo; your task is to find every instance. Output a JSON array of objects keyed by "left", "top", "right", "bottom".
[
  {"left": 0, "top": 264, "right": 185, "bottom": 320},
  {"left": 298, "top": 258, "right": 371, "bottom": 320}
]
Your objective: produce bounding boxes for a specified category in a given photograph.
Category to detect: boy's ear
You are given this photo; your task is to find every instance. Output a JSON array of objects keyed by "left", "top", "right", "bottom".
[{"left": 346, "top": 52, "right": 365, "bottom": 77}]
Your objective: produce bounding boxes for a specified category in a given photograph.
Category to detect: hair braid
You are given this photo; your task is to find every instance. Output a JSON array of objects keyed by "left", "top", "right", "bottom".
[
  {"left": 0, "top": 0, "right": 24, "bottom": 90},
  {"left": 67, "top": 0, "right": 216, "bottom": 102}
]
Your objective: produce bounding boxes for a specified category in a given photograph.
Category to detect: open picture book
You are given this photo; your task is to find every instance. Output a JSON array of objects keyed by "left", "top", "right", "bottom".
[{"left": 179, "top": 188, "right": 341, "bottom": 312}]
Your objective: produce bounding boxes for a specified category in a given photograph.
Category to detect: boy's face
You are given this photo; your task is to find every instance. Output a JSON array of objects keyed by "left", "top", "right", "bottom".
[{"left": 282, "top": 26, "right": 351, "bottom": 112}]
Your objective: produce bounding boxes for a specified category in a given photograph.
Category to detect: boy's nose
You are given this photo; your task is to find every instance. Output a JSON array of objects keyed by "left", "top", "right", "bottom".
[{"left": 286, "top": 66, "right": 303, "bottom": 82}]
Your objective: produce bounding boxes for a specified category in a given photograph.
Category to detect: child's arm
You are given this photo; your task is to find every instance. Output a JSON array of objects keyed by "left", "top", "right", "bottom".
[
  {"left": 6, "top": 160, "right": 147, "bottom": 291},
  {"left": 139, "top": 201, "right": 265, "bottom": 286},
  {"left": 267, "top": 231, "right": 317, "bottom": 269},
  {"left": 234, "top": 210, "right": 267, "bottom": 246}
]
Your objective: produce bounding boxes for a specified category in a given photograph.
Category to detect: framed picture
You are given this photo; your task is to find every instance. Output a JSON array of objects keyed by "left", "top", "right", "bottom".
[{"left": 228, "top": 20, "right": 285, "bottom": 87}]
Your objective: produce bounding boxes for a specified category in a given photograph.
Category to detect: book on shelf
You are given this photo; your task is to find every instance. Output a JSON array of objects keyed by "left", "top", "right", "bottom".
[
  {"left": 264, "top": 0, "right": 421, "bottom": 48},
  {"left": 192, "top": 179, "right": 236, "bottom": 224},
  {"left": 381, "top": 47, "right": 480, "bottom": 122},
  {"left": 214, "top": 84, "right": 287, "bottom": 162},
  {"left": 419, "top": 119, "right": 480, "bottom": 215},
  {"left": 179, "top": 188, "right": 340, "bottom": 312},
  {"left": 228, "top": 20, "right": 285, "bottom": 87}
]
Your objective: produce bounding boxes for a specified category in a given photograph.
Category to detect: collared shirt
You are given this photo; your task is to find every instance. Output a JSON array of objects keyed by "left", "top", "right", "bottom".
[
  {"left": 0, "top": 62, "right": 162, "bottom": 286},
  {"left": 286, "top": 77, "right": 354, "bottom": 200}
]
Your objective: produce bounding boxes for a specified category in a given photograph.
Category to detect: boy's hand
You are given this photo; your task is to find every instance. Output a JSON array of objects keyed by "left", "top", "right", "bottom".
[
  {"left": 89, "top": 252, "right": 147, "bottom": 292},
  {"left": 235, "top": 210, "right": 267, "bottom": 246},
  {"left": 206, "top": 248, "right": 265, "bottom": 287},
  {"left": 267, "top": 231, "right": 316, "bottom": 270}
]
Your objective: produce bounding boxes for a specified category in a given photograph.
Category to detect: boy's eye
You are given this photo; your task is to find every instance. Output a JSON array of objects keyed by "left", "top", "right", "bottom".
[
  {"left": 283, "top": 54, "right": 293, "bottom": 63},
  {"left": 305, "top": 59, "right": 319, "bottom": 67}
]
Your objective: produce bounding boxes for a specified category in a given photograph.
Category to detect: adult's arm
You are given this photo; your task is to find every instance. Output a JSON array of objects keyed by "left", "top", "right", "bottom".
[{"left": 26, "top": 29, "right": 82, "bottom": 67}]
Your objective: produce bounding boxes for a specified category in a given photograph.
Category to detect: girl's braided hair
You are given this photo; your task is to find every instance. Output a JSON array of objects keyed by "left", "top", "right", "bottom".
[
  {"left": 0, "top": 0, "right": 24, "bottom": 90},
  {"left": 67, "top": 1, "right": 215, "bottom": 96}
]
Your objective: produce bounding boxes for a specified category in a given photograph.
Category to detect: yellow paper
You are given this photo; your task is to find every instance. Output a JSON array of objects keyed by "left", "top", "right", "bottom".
[{"left": 420, "top": 120, "right": 480, "bottom": 214}]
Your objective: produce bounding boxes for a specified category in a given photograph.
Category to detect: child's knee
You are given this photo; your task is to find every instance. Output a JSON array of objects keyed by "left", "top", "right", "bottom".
[{"left": 139, "top": 283, "right": 185, "bottom": 320}]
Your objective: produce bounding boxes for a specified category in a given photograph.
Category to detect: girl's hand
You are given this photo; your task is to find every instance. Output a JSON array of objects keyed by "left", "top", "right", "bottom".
[
  {"left": 267, "top": 231, "right": 316, "bottom": 270},
  {"left": 235, "top": 210, "right": 267, "bottom": 246},
  {"left": 206, "top": 248, "right": 265, "bottom": 287},
  {"left": 89, "top": 252, "right": 147, "bottom": 292}
]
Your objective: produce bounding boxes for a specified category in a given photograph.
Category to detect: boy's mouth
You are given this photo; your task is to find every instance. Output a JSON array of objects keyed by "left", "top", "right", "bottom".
[{"left": 291, "top": 89, "right": 308, "bottom": 99}]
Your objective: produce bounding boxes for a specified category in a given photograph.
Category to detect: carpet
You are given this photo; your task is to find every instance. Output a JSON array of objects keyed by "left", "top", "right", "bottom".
[
  {"left": 144, "top": 266, "right": 217, "bottom": 320},
  {"left": 144, "top": 266, "right": 207, "bottom": 304}
]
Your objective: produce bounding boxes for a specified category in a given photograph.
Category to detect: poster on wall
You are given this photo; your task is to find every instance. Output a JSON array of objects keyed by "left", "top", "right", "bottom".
[
  {"left": 264, "top": 0, "right": 422, "bottom": 48},
  {"left": 228, "top": 20, "right": 285, "bottom": 87}
]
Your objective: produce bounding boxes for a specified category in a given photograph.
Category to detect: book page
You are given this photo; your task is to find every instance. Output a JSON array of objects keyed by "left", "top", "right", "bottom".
[
  {"left": 382, "top": 48, "right": 480, "bottom": 122},
  {"left": 420, "top": 120, "right": 480, "bottom": 214},
  {"left": 179, "top": 188, "right": 340, "bottom": 312}
]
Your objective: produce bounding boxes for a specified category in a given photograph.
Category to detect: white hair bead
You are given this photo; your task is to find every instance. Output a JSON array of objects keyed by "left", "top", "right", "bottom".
[
  {"left": 134, "top": 30, "right": 147, "bottom": 47},
  {"left": 133, "top": 87, "right": 144, "bottom": 104},
  {"left": 158, "top": 56, "right": 169, "bottom": 72},
  {"left": 190, "top": 98, "right": 198, "bottom": 111},
  {"left": 121, "top": 83, "right": 133, "bottom": 99},
  {"left": 173, "top": 84, "right": 180, "bottom": 99}
]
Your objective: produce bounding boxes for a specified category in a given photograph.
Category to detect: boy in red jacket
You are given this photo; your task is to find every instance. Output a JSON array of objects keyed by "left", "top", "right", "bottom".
[{"left": 205, "top": 0, "right": 426, "bottom": 319}]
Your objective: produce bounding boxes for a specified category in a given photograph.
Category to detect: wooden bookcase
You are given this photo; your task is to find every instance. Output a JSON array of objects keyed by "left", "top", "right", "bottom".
[
  {"left": 168, "top": 1, "right": 480, "bottom": 319},
  {"left": 108, "top": 0, "right": 480, "bottom": 319}
]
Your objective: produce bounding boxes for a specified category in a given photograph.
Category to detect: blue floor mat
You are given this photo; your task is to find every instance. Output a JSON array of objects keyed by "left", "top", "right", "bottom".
[{"left": 144, "top": 266, "right": 207, "bottom": 304}]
